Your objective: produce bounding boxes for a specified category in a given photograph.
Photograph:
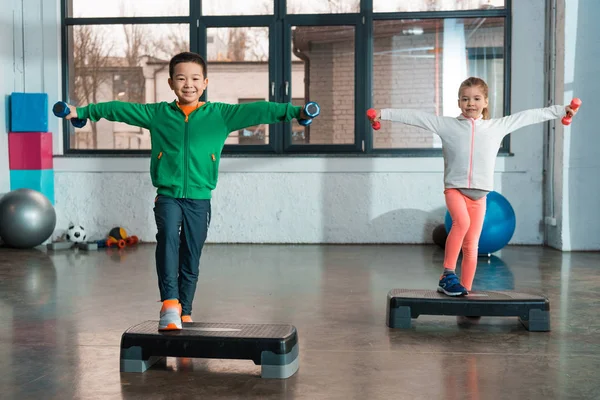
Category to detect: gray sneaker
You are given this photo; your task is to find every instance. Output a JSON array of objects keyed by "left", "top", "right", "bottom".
[{"left": 158, "top": 300, "right": 182, "bottom": 331}]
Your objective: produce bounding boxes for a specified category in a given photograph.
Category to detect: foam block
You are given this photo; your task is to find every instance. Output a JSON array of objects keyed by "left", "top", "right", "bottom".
[
  {"left": 8, "top": 132, "right": 53, "bottom": 170},
  {"left": 10, "top": 92, "right": 49, "bottom": 132},
  {"left": 10, "top": 169, "right": 55, "bottom": 205}
]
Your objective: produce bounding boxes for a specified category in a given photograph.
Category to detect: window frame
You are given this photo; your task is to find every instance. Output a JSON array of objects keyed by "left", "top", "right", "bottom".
[
  {"left": 200, "top": 18, "right": 279, "bottom": 154},
  {"left": 60, "top": 0, "right": 511, "bottom": 156},
  {"left": 368, "top": 4, "right": 512, "bottom": 156},
  {"left": 282, "top": 14, "right": 363, "bottom": 154}
]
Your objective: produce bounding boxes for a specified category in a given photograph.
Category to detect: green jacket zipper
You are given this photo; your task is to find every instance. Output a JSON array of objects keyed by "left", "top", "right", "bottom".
[
  {"left": 184, "top": 115, "right": 190, "bottom": 198},
  {"left": 211, "top": 154, "right": 216, "bottom": 181}
]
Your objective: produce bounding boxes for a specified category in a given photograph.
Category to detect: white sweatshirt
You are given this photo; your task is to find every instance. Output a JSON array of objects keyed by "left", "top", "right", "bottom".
[{"left": 380, "top": 105, "right": 565, "bottom": 191}]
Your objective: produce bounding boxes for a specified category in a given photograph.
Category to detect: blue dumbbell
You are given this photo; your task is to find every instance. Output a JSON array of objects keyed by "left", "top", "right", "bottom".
[
  {"left": 299, "top": 101, "right": 320, "bottom": 126},
  {"left": 53, "top": 101, "right": 87, "bottom": 128}
]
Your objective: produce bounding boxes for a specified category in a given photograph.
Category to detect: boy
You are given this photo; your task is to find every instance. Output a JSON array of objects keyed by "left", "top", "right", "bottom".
[{"left": 63, "top": 52, "right": 315, "bottom": 330}]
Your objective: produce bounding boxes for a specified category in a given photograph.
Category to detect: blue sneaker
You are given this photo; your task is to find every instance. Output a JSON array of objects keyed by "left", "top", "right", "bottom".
[{"left": 437, "top": 273, "right": 468, "bottom": 296}]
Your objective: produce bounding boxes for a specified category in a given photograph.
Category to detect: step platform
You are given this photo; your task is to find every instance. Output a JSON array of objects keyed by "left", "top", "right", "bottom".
[
  {"left": 386, "top": 289, "right": 550, "bottom": 331},
  {"left": 120, "top": 321, "right": 299, "bottom": 378}
]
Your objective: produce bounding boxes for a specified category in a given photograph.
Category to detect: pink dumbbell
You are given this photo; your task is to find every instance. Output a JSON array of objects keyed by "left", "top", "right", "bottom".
[
  {"left": 366, "top": 108, "right": 380, "bottom": 130},
  {"left": 561, "top": 98, "right": 582, "bottom": 126}
]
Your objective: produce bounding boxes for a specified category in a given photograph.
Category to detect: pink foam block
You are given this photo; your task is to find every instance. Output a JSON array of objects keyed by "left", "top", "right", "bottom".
[{"left": 8, "top": 132, "right": 53, "bottom": 170}]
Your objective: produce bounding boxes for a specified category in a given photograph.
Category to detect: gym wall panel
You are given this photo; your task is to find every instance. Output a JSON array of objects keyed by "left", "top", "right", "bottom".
[{"left": 0, "top": 1, "right": 15, "bottom": 195}]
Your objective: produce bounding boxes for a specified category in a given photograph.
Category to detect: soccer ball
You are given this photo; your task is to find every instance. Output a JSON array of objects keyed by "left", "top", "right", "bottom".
[{"left": 66, "top": 224, "right": 87, "bottom": 243}]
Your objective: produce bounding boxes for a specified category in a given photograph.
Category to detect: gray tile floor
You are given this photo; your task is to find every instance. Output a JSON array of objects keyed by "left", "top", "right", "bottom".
[{"left": 0, "top": 244, "right": 598, "bottom": 399}]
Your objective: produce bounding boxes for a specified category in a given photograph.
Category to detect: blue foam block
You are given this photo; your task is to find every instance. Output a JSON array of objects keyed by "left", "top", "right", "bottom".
[
  {"left": 10, "top": 169, "right": 55, "bottom": 205},
  {"left": 10, "top": 92, "right": 49, "bottom": 132}
]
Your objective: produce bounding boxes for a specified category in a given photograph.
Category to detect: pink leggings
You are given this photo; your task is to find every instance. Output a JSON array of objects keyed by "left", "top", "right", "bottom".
[{"left": 443, "top": 189, "right": 487, "bottom": 291}]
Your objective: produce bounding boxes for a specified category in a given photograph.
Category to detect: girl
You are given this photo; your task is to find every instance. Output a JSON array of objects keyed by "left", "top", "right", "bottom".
[{"left": 368, "top": 77, "right": 579, "bottom": 296}]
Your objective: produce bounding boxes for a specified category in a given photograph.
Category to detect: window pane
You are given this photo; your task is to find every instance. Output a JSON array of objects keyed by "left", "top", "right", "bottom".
[
  {"left": 291, "top": 26, "right": 355, "bottom": 145},
  {"left": 206, "top": 27, "right": 270, "bottom": 145},
  {"left": 287, "top": 0, "right": 359, "bottom": 14},
  {"left": 372, "top": 18, "right": 504, "bottom": 149},
  {"left": 202, "top": 0, "right": 273, "bottom": 15},
  {"left": 373, "top": 0, "right": 504, "bottom": 13},
  {"left": 68, "top": 0, "right": 189, "bottom": 18},
  {"left": 67, "top": 24, "right": 189, "bottom": 150}
]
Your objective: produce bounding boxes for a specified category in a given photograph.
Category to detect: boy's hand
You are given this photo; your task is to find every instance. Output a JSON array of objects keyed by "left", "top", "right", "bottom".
[
  {"left": 298, "top": 102, "right": 320, "bottom": 127},
  {"left": 65, "top": 104, "right": 78, "bottom": 120},
  {"left": 299, "top": 109, "right": 308, "bottom": 120}
]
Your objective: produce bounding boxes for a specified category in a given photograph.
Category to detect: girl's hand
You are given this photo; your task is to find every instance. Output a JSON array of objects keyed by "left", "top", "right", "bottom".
[
  {"left": 565, "top": 105, "right": 578, "bottom": 118},
  {"left": 367, "top": 108, "right": 381, "bottom": 122},
  {"left": 366, "top": 108, "right": 381, "bottom": 130}
]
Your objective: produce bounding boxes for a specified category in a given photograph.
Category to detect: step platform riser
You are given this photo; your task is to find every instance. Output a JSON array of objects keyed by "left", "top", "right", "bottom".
[
  {"left": 386, "top": 289, "right": 551, "bottom": 332},
  {"left": 119, "top": 321, "right": 299, "bottom": 379}
]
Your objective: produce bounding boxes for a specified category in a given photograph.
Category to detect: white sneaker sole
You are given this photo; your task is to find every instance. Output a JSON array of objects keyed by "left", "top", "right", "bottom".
[
  {"left": 158, "top": 309, "right": 183, "bottom": 331},
  {"left": 437, "top": 286, "right": 468, "bottom": 296}
]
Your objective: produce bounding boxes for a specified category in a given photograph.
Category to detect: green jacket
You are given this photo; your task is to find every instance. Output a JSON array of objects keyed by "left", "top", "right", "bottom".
[{"left": 77, "top": 100, "right": 302, "bottom": 199}]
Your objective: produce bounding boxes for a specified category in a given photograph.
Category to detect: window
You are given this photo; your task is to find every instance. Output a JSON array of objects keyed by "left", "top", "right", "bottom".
[
  {"left": 206, "top": 26, "right": 270, "bottom": 146},
  {"left": 290, "top": 25, "right": 356, "bottom": 146},
  {"left": 61, "top": 0, "right": 510, "bottom": 155},
  {"left": 202, "top": 0, "right": 274, "bottom": 16},
  {"left": 372, "top": 18, "right": 505, "bottom": 150},
  {"left": 373, "top": 0, "right": 505, "bottom": 13},
  {"left": 67, "top": 0, "right": 189, "bottom": 18},
  {"left": 66, "top": 24, "right": 189, "bottom": 150},
  {"left": 287, "top": 0, "right": 360, "bottom": 14}
]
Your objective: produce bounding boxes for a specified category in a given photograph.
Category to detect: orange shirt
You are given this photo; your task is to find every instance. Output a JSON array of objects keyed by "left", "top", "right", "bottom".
[{"left": 177, "top": 102, "right": 205, "bottom": 122}]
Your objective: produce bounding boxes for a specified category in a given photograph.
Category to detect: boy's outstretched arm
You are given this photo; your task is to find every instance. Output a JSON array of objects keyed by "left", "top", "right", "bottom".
[
  {"left": 218, "top": 101, "right": 308, "bottom": 133},
  {"left": 70, "top": 101, "right": 158, "bottom": 129}
]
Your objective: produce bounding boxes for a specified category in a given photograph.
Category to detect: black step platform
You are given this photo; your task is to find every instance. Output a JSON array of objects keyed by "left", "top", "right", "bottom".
[
  {"left": 386, "top": 289, "right": 550, "bottom": 331},
  {"left": 120, "top": 321, "right": 299, "bottom": 378}
]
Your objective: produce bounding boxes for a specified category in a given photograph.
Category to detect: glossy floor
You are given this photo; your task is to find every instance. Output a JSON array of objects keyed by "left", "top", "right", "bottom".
[{"left": 0, "top": 244, "right": 598, "bottom": 399}]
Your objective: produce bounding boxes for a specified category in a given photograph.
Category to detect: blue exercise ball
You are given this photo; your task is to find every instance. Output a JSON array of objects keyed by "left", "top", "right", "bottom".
[
  {"left": 0, "top": 189, "right": 56, "bottom": 249},
  {"left": 444, "top": 191, "right": 516, "bottom": 255}
]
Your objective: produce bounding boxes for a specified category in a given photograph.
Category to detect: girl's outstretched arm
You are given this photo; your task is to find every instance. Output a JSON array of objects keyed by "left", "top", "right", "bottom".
[
  {"left": 500, "top": 104, "right": 578, "bottom": 134},
  {"left": 378, "top": 108, "right": 448, "bottom": 134}
]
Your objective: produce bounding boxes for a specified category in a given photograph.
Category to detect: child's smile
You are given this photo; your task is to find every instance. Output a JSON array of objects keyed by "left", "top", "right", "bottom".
[{"left": 168, "top": 62, "right": 208, "bottom": 106}]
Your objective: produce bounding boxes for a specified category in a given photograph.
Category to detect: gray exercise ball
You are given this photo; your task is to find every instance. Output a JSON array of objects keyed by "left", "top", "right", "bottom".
[{"left": 0, "top": 189, "right": 56, "bottom": 249}]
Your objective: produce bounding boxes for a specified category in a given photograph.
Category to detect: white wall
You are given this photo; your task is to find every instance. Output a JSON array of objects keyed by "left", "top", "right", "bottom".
[
  {"left": 13, "top": 0, "right": 592, "bottom": 249},
  {"left": 0, "top": 2, "right": 15, "bottom": 195},
  {"left": 497, "top": 0, "right": 548, "bottom": 248},
  {"left": 0, "top": 1, "right": 62, "bottom": 196},
  {"left": 550, "top": 0, "right": 600, "bottom": 250}
]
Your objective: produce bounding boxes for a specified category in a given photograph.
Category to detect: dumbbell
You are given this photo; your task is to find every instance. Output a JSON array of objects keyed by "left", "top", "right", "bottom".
[
  {"left": 106, "top": 236, "right": 126, "bottom": 249},
  {"left": 298, "top": 101, "right": 320, "bottom": 126},
  {"left": 366, "top": 108, "right": 380, "bottom": 130},
  {"left": 53, "top": 101, "right": 87, "bottom": 128},
  {"left": 561, "top": 98, "right": 582, "bottom": 126}
]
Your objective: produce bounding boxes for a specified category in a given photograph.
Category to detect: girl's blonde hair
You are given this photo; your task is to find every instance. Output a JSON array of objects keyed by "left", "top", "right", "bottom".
[{"left": 458, "top": 77, "right": 490, "bottom": 120}]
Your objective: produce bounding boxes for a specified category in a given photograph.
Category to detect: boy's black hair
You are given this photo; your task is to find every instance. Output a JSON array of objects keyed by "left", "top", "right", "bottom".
[{"left": 169, "top": 52, "right": 207, "bottom": 79}]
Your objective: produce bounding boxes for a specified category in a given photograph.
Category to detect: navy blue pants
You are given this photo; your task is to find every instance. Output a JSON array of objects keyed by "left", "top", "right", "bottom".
[{"left": 153, "top": 195, "right": 211, "bottom": 316}]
